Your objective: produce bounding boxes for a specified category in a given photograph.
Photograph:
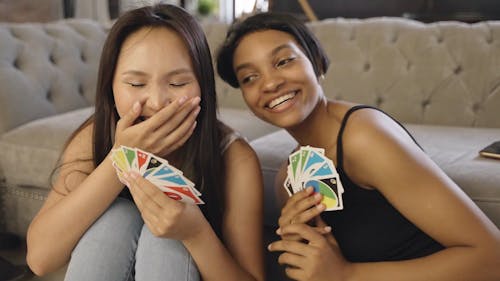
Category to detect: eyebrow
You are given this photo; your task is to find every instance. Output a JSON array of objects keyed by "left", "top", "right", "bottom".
[
  {"left": 120, "top": 68, "right": 193, "bottom": 77},
  {"left": 235, "top": 43, "right": 294, "bottom": 74}
]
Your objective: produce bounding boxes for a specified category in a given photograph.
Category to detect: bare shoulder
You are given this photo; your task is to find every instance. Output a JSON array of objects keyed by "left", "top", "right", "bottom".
[
  {"left": 223, "top": 138, "right": 259, "bottom": 166},
  {"left": 340, "top": 107, "right": 420, "bottom": 187},
  {"left": 61, "top": 122, "right": 94, "bottom": 163},
  {"left": 54, "top": 122, "right": 95, "bottom": 194}
]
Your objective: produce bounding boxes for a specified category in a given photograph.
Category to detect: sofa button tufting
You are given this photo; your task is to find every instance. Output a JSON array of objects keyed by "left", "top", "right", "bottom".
[
  {"left": 364, "top": 62, "right": 371, "bottom": 72},
  {"left": 454, "top": 65, "right": 462, "bottom": 75},
  {"left": 472, "top": 103, "right": 481, "bottom": 113},
  {"left": 375, "top": 96, "right": 384, "bottom": 106},
  {"left": 49, "top": 54, "right": 56, "bottom": 64},
  {"left": 78, "top": 84, "right": 84, "bottom": 95},
  {"left": 421, "top": 99, "right": 431, "bottom": 108},
  {"left": 80, "top": 52, "right": 86, "bottom": 62},
  {"left": 13, "top": 58, "right": 20, "bottom": 69}
]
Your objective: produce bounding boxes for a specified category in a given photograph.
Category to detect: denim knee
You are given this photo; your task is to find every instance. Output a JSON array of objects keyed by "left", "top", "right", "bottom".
[
  {"left": 135, "top": 226, "right": 200, "bottom": 281},
  {"left": 64, "top": 198, "right": 143, "bottom": 281}
]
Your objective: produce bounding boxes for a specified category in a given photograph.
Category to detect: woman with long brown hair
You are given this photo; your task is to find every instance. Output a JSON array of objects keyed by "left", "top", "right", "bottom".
[{"left": 26, "top": 4, "right": 264, "bottom": 281}]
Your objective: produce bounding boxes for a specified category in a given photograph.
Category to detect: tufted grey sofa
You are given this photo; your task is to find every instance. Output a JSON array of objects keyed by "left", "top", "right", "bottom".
[{"left": 0, "top": 17, "right": 499, "bottom": 280}]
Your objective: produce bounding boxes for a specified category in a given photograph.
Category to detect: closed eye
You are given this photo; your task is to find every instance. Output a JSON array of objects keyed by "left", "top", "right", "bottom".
[
  {"left": 127, "top": 82, "right": 145, "bottom": 87},
  {"left": 169, "top": 81, "right": 189, "bottom": 87}
]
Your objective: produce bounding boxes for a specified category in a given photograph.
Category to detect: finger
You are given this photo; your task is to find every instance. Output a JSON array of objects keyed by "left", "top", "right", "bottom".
[
  {"left": 162, "top": 120, "right": 197, "bottom": 154},
  {"left": 284, "top": 266, "right": 303, "bottom": 281},
  {"left": 277, "top": 252, "right": 306, "bottom": 269},
  {"left": 279, "top": 233, "right": 303, "bottom": 242},
  {"left": 149, "top": 96, "right": 199, "bottom": 132},
  {"left": 157, "top": 97, "right": 200, "bottom": 131},
  {"left": 279, "top": 224, "right": 330, "bottom": 241},
  {"left": 278, "top": 223, "right": 327, "bottom": 246},
  {"left": 268, "top": 237, "right": 311, "bottom": 255},
  {"left": 125, "top": 172, "right": 167, "bottom": 212},
  {"left": 279, "top": 187, "right": 320, "bottom": 226},
  {"left": 157, "top": 109, "right": 199, "bottom": 155},
  {"left": 116, "top": 101, "right": 142, "bottom": 131},
  {"left": 291, "top": 195, "right": 325, "bottom": 225},
  {"left": 282, "top": 186, "right": 314, "bottom": 214}
]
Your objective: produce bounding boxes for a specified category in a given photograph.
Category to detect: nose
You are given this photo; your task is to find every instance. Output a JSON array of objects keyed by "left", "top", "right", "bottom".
[
  {"left": 262, "top": 70, "right": 285, "bottom": 93},
  {"left": 145, "top": 86, "right": 170, "bottom": 111}
]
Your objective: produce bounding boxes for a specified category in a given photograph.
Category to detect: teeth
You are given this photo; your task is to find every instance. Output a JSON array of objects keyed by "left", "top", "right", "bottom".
[{"left": 268, "top": 92, "right": 296, "bottom": 109}]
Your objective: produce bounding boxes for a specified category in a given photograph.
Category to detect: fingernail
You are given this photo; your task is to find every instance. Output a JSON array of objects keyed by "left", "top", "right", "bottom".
[
  {"left": 191, "top": 96, "right": 200, "bottom": 105},
  {"left": 314, "top": 193, "right": 322, "bottom": 200},
  {"left": 178, "top": 96, "right": 187, "bottom": 104},
  {"left": 133, "top": 102, "right": 140, "bottom": 113},
  {"left": 306, "top": 186, "right": 314, "bottom": 193},
  {"left": 276, "top": 228, "right": 282, "bottom": 235},
  {"left": 316, "top": 203, "right": 325, "bottom": 211},
  {"left": 324, "top": 226, "right": 332, "bottom": 233},
  {"left": 267, "top": 244, "right": 273, "bottom": 251},
  {"left": 129, "top": 171, "right": 139, "bottom": 179},
  {"left": 194, "top": 106, "right": 201, "bottom": 115}
]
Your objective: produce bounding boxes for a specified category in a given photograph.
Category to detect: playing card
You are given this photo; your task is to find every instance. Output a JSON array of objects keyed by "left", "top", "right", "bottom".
[
  {"left": 121, "top": 146, "right": 138, "bottom": 171},
  {"left": 112, "top": 148, "right": 129, "bottom": 173},
  {"left": 136, "top": 149, "right": 150, "bottom": 174},
  {"left": 143, "top": 154, "right": 163, "bottom": 178},
  {"left": 110, "top": 146, "right": 204, "bottom": 205},
  {"left": 284, "top": 146, "right": 344, "bottom": 211},
  {"left": 304, "top": 177, "right": 343, "bottom": 211},
  {"left": 289, "top": 150, "right": 302, "bottom": 185}
]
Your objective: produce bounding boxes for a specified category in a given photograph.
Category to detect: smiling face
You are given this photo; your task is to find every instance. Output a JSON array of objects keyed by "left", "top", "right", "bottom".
[
  {"left": 232, "top": 29, "right": 323, "bottom": 128},
  {"left": 112, "top": 26, "right": 200, "bottom": 121}
]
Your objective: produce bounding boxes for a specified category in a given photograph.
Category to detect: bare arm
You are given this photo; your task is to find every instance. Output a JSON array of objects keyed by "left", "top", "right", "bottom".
[
  {"left": 342, "top": 109, "right": 500, "bottom": 281},
  {"left": 26, "top": 124, "right": 125, "bottom": 275},
  {"left": 183, "top": 139, "right": 265, "bottom": 281},
  {"left": 124, "top": 138, "right": 264, "bottom": 281}
]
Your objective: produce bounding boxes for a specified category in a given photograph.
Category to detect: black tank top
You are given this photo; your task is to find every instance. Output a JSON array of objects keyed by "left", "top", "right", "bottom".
[{"left": 320, "top": 105, "right": 444, "bottom": 262}]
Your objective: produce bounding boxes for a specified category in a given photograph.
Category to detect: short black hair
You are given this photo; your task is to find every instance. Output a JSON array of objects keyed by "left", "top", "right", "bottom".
[{"left": 216, "top": 12, "right": 330, "bottom": 88}]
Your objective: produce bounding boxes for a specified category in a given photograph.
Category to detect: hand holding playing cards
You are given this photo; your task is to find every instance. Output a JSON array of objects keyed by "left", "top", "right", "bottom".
[
  {"left": 268, "top": 223, "right": 351, "bottom": 281},
  {"left": 278, "top": 187, "right": 329, "bottom": 241},
  {"left": 114, "top": 96, "right": 200, "bottom": 157},
  {"left": 124, "top": 171, "right": 207, "bottom": 241}
]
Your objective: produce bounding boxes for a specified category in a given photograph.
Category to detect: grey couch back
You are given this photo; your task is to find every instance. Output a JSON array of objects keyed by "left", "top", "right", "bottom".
[
  {"left": 206, "top": 18, "right": 500, "bottom": 128},
  {"left": 1, "top": 17, "right": 499, "bottom": 136},
  {"left": 0, "top": 19, "right": 106, "bottom": 134}
]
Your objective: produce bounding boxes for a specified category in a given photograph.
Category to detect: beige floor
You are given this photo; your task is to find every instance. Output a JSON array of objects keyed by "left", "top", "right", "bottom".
[{"left": 0, "top": 244, "right": 66, "bottom": 281}]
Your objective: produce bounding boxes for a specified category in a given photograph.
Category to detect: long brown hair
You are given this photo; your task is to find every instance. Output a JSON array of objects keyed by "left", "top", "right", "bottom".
[{"left": 64, "top": 4, "right": 225, "bottom": 236}]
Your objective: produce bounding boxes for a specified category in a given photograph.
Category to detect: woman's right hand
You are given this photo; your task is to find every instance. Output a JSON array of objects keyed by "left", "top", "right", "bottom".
[
  {"left": 277, "top": 186, "right": 328, "bottom": 241},
  {"left": 114, "top": 96, "right": 200, "bottom": 156}
]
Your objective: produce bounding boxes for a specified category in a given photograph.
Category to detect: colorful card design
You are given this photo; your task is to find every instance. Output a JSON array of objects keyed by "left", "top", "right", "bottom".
[
  {"left": 111, "top": 145, "right": 204, "bottom": 205},
  {"left": 284, "top": 146, "right": 344, "bottom": 211}
]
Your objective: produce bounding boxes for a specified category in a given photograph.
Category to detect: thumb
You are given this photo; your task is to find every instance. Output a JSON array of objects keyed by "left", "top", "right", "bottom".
[{"left": 117, "top": 102, "right": 141, "bottom": 130}]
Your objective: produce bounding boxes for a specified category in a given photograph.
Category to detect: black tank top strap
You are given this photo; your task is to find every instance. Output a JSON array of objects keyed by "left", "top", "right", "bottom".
[{"left": 336, "top": 105, "right": 422, "bottom": 170}]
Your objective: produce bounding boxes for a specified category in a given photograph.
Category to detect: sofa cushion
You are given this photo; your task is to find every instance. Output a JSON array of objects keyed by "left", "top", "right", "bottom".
[
  {"left": 250, "top": 125, "right": 500, "bottom": 228},
  {"left": 0, "top": 107, "right": 93, "bottom": 190},
  {"left": 0, "top": 19, "right": 106, "bottom": 135},
  {"left": 406, "top": 124, "right": 500, "bottom": 226},
  {"left": 218, "top": 107, "right": 279, "bottom": 141}
]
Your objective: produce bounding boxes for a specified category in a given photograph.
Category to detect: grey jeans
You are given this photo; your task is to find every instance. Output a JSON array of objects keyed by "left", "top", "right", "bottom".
[{"left": 64, "top": 197, "right": 199, "bottom": 281}]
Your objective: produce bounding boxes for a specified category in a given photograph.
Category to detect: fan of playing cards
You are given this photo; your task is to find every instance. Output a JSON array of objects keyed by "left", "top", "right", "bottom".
[
  {"left": 111, "top": 145, "right": 204, "bottom": 205},
  {"left": 284, "top": 146, "right": 344, "bottom": 211}
]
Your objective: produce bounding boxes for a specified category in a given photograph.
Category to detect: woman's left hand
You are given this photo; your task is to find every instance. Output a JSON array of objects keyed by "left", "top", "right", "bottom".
[
  {"left": 268, "top": 223, "right": 351, "bottom": 281},
  {"left": 123, "top": 171, "right": 207, "bottom": 241}
]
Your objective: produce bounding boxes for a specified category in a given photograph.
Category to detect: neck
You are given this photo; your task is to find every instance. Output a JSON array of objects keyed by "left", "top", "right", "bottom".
[{"left": 287, "top": 95, "right": 332, "bottom": 148}]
